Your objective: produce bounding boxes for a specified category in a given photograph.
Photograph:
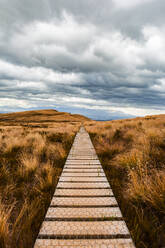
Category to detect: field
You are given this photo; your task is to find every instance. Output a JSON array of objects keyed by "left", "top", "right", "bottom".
[
  {"left": 85, "top": 115, "right": 165, "bottom": 248},
  {"left": 1, "top": 109, "right": 165, "bottom": 248},
  {"left": 0, "top": 109, "right": 88, "bottom": 247}
]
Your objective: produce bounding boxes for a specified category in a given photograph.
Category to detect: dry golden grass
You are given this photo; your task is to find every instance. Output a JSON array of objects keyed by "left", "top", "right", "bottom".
[
  {"left": 85, "top": 114, "right": 165, "bottom": 248},
  {"left": 0, "top": 109, "right": 89, "bottom": 126},
  {"left": 0, "top": 109, "right": 82, "bottom": 248},
  {"left": 0, "top": 201, "right": 11, "bottom": 247}
]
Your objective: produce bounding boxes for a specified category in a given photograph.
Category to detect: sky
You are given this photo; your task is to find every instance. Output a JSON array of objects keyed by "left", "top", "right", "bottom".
[{"left": 0, "top": 0, "right": 165, "bottom": 120}]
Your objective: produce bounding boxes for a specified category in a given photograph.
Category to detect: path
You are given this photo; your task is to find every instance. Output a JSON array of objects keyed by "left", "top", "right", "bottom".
[{"left": 34, "top": 127, "right": 135, "bottom": 247}]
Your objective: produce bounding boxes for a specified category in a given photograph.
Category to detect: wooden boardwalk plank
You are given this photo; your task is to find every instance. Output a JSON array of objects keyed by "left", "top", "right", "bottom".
[{"left": 34, "top": 127, "right": 135, "bottom": 248}]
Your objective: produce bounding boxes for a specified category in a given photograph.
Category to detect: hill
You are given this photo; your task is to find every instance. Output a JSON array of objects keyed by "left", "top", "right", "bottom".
[{"left": 0, "top": 109, "right": 90, "bottom": 126}]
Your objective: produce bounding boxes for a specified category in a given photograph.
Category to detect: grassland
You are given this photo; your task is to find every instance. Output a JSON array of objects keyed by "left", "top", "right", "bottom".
[
  {"left": 0, "top": 109, "right": 88, "bottom": 248},
  {"left": 85, "top": 114, "right": 165, "bottom": 248},
  {"left": 0, "top": 109, "right": 89, "bottom": 126},
  {"left": 1, "top": 109, "right": 165, "bottom": 248}
]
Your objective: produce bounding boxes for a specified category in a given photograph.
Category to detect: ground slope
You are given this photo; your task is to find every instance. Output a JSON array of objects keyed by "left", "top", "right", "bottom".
[{"left": 0, "top": 109, "right": 90, "bottom": 126}]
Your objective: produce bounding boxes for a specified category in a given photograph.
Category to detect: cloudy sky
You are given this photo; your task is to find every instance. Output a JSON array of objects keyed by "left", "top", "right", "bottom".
[{"left": 0, "top": 0, "right": 165, "bottom": 119}]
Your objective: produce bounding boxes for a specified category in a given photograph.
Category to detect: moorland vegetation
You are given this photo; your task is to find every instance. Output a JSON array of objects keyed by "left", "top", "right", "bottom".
[
  {"left": 0, "top": 109, "right": 86, "bottom": 247},
  {"left": 0, "top": 108, "right": 165, "bottom": 248},
  {"left": 85, "top": 114, "right": 165, "bottom": 248}
]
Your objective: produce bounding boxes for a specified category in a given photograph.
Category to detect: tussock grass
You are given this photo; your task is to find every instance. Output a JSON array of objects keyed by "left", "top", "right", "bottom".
[
  {"left": 0, "top": 201, "right": 11, "bottom": 248},
  {"left": 85, "top": 115, "right": 165, "bottom": 248},
  {"left": 0, "top": 120, "right": 80, "bottom": 248}
]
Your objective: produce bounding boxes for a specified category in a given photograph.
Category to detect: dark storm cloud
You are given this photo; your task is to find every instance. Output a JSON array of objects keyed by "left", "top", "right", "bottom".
[{"left": 0, "top": 0, "right": 165, "bottom": 118}]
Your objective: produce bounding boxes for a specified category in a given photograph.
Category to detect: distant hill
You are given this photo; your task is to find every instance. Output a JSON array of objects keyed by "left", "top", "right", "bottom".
[{"left": 0, "top": 109, "right": 90, "bottom": 126}]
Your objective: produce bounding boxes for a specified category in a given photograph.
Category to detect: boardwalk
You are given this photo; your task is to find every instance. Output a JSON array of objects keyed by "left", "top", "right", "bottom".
[{"left": 34, "top": 127, "right": 135, "bottom": 247}]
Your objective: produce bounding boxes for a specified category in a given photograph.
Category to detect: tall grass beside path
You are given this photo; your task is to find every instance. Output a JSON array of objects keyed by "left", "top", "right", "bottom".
[
  {"left": 0, "top": 123, "right": 79, "bottom": 248},
  {"left": 85, "top": 116, "right": 165, "bottom": 248}
]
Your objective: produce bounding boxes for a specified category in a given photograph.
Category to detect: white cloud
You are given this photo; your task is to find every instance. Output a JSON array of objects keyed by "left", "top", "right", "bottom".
[
  {"left": 108, "top": 106, "right": 165, "bottom": 116},
  {"left": 151, "top": 78, "right": 165, "bottom": 92},
  {"left": 0, "top": 59, "right": 81, "bottom": 84},
  {"left": 112, "top": 0, "right": 154, "bottom": 9},
  {"left": 0, "top": 98, "right": 35, "bottom": 109},
  {"left": 5, "top": 11, "right": 95, "bottom": 67},
  {"left": 142, "top": 26, "right": 165, "bottom": 65},
  {"left": 93, "top": 31, "right": 144, "bottom": 72},
  {"left": 2, "top": 12, "right": 165, "bottom": 79}
]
